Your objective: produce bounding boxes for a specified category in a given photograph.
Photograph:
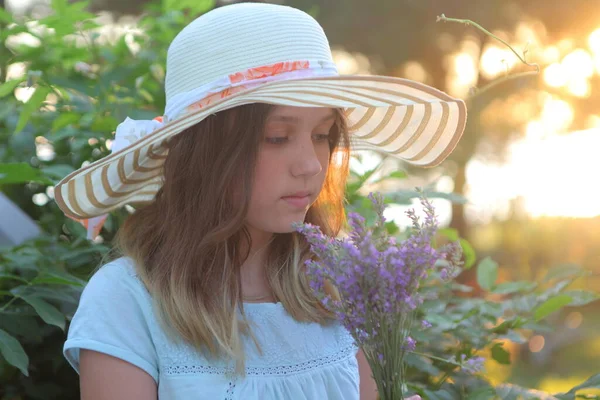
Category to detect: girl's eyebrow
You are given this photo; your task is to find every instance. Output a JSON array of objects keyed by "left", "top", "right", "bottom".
[{"left": 267, "top": 111, "right": 336, "bottom": 124}]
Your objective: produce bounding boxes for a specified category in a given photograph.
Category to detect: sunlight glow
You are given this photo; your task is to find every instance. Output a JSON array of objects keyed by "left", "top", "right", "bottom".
[
  {"left": 589, "top": 29, "right": 600, "bottom": 54},
  {"left": 403, "top": 61, "right": 428, "bottom": 83},
  {"left": 529, "top": 335, "right": 545, "bottom": 353},
  {"left": 543, "top": 63, "right": 568, "bottom": 87},
  {"left": 590, "top": 29, "right": 600, "bottom": 74},
  {"left": 513, "top": 129, "right": 600, "bottom": 218},
  {"left": 541, "top": 46, "right": 561, "bottom": 64},
  {"left": 446, "top": 51, "right": 479, "bottom": 97},
  {"left": 480, "top": 45, "right": 515, "bottom": 79},
  {"left": 544, "top": 49, "right": 594, "bottom": 95},
  {"left": 333, "top": 50, "right": 359, "bottom": 75},
  {"left": 466, "top": 129, "right": 600, "bottom": 220},
  {"left": 540, "top": 98, "right": 573, "bottom": 132},
  {"left": 567, "top": 78, "right": 591, "bottom": 98},
  {"left": 454, "top": 53, "right": 478, "bottom": 85},
  {"left": 565, "top": 312, "right": 583, "bottom": 329},
  {"left": 562, "top": 49, "right": 595, "bottom": 78},
  {"left": 525, "top": 121, "right": 545, "bottom": 140}
]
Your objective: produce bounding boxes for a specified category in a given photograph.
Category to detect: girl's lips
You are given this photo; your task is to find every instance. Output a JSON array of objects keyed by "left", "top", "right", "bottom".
[{"left": 281, "top": 195, "right": 311, "bottom": 208}]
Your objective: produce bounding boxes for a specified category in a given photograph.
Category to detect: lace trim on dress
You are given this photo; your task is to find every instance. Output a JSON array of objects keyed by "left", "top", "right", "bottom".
[{"left": 164, "top": 344, "right": 356, "bottom": 377}]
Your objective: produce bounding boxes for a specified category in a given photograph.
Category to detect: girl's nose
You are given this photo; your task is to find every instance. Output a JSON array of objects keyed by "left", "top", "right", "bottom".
[{"left": 290, "top": 140, "right": 323, "bottom": 178}]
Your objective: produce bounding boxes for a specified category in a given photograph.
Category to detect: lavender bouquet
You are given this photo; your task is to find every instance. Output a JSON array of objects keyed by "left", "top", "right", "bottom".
[{"left": 294, "top": 192, "right": 463, "bottom": 400}]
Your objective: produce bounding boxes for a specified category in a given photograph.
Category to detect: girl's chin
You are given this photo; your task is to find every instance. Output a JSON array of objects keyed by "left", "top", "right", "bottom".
[
  {"left": 273, "top": 216, "right": 309, "bottom": 234},
  {"left": 247, "top": 211, "right": 309, "bottom": 235}
]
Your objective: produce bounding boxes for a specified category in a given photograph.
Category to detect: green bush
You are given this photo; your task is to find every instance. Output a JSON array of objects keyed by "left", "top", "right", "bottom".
[{"left": 0, "top": 1, "right": 598, "bottom": 399}]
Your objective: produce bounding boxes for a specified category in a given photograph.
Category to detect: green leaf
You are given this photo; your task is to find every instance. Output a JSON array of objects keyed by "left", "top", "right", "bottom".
[
  {"left": 439, "top": 228, "right": 459, "bottom": 241},
  {"left": 0, "top": 7, "right": 14, "bottom": 23},
  {"left": 0, "top": 78, "right": 25, "bottom": 98},
  {"left": 476, "top": 257, "right": 498, "bottom": 291},
  {"left": 492, "top": 281, "right": 537, "bottom": 295},
  {"left": 404, "top": 352, "right": 441, "bottom": 376},
  {"left": 497, "top": 384, "right": 557, "bottom": 400},
  {"left": 389, "top": 170, "right": 408, "bottom": 179},
  {"left": 11, "top": 286, "right": 79, "bottom": 305},
  {"left": 561, "top": 290, "right": 600, "bottom": 306},
  {"left": 0, "top": 328, "right": 29, "bottom": 376},
  {"left": 0, "top": 273, "right": 29, "bottom": 284},
  {"left": 543, "top": 264, "right": 587, "bottom": 282},
  {"left": 15, "top": 86, "right": 52, "bottom": 134},
  {"left": 491, "top": 317, "right": 524, "bottom": 334},
  {"left": 0, "top": 315, "right": 41, "bottom": 338},
  {"left": 31, "top": 270, "right": 85, "bottom": 287},
  {"left": 460, "top": 238, "right": 476, "bottom": 269},
  {"left": 422, "top": 389, "right": 456, "bottom": 400},
  {"left": 384, "top": 221, "right": 399, "bottom": 235},
  {"left": 499, "top": 330, "right": 528, "bottom": 344},
  {"left": 0, "top": 163, "right": 53, "bottom": 185},
  {"left": 559, "top": 373, "right": 600, "bottom": 396},
  {"left": 534, "top": 294, "right": 573, "bottom": 321},
  {"left": 41, "top": 164, "right": 75, "bottom": 181},
  {"left": 15, "top": 294, "right": 65, "bottom": 330},
  {"left": 424, "top": 314, "right": 456, "bottom": 330},
  {"left": 490, "top": 342, "right": 511, "bottom": 365},
  {"left": 51, "top": 126, "right": 79, "bottom": 142},
  {"left": 450, "top": 283, "right": 473, "bottom": 292},
  {"left": 372, "top": 169, "right": 408, "bottom": 186},
  {"left": 90, "top": 115, "right": 119, "bottom": 133},
  {"left": 162, "top": 0, "right": 214, "bottom": 14},
  {"left": 466, "top": 386, "right": 496, "bottom": 400},
  {"left": 51, "top": 0, "right": 68, "bottom": 15},
  {"left": 51, "top": 112, "right": 80, "bottom": 132}
]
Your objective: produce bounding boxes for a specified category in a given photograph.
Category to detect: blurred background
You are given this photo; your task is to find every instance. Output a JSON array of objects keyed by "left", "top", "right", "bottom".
[{"left": 1, "top": 0, "right": 599, "bottom": 396}]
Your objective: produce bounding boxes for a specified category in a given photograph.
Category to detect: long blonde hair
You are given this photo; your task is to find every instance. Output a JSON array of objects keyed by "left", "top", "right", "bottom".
[{"left": 114, "top": 103, "right": 350, "bottom": 373}]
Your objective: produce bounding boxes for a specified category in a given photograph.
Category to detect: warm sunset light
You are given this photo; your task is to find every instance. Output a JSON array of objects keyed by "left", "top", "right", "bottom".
[
  {"left": 562, "top": 49, "right": 595, "bottom": 78},
  {"left": 529, "top": 335, "right": 546, "bottom": 353},
  {"left": 539, "top": 98, "right": 574, "bottom": 132},
  {"left": 543, "top": 63, "right": 568, "bottom": 87},
  {"left": 590, "top": 28, "right": 600, "bottom": 74},
  {"left": 589, "top": 28, "right": 600, "bottom": 55},
  {"left": 454, "top": 53, "right": 478, "bottom": 85},
  {"left": 567, "top": 78, "right": 591, "bottom": 97},
  {"left": 480, "top": 45, "right": 515, "bottom": 79}
]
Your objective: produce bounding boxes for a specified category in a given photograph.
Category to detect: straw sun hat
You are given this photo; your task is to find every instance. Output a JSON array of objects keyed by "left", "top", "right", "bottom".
[{"left": 54, "top": 2, "right": 467, "bottom": 227}]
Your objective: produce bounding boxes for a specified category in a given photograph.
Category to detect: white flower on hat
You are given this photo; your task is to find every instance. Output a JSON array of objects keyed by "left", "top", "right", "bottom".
[{"left": 110, "top": 117, "right": 165, "bottom": 154}]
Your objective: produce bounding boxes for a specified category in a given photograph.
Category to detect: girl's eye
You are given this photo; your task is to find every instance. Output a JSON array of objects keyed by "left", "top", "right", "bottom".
[{"left": 265, "top": 136, "right": 288, "bottom": 144}]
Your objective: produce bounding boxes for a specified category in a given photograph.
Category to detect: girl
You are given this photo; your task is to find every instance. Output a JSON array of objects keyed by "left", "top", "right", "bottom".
[{"left": 55, "top": 3, "right": 466, "bottom": 399}]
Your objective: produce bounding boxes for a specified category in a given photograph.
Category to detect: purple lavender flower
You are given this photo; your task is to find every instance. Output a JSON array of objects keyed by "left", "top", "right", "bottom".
[
  {"left": 293, "top": 191, "right": 463, "bottom": 400},
  {"left": 461, "top": 355, "right": 486, "bottom": 374},
  {"left": 404, "top": 336, "right": 417, "bottom": 351}
]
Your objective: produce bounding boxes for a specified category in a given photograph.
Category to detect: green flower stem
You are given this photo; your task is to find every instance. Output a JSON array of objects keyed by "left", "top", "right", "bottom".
[
  {"left": 436, "top": 14, "right": 540, "bottom": 73},
  {"left": 408, "top": 351, "right": 461, "bottom": 367},
  {"left": 0, "top": 296, "right": 18, "bottom": 312}
]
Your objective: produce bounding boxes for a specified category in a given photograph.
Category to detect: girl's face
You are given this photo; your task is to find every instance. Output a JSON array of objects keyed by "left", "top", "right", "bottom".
[{"left": 246, "top": 106, "right": 336, "bottom": 239}]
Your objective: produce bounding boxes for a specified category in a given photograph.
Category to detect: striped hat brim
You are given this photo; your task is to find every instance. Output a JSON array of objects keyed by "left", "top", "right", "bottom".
[{"left": 54, "top": 75, "right": 467, "bottom": 219}]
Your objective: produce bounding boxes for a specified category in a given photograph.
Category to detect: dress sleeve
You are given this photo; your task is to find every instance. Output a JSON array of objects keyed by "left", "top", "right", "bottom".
[{"left": 63, "top": 259, "right": 159, "bottom": 382}]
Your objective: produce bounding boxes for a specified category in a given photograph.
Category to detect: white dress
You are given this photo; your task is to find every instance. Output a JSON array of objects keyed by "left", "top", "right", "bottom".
[{"left": 63, "top": 257, "right": 360, "bottom": 399}]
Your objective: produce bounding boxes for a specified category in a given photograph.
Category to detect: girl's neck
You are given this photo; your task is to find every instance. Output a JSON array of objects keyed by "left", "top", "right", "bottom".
[{"left": 240, "top": 229, "right": 275, "bottom": 302}]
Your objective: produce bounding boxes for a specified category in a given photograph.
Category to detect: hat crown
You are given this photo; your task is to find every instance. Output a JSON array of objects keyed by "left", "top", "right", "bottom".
[{"left": 165, "top": 3, "right": 334, "bottom": 103}]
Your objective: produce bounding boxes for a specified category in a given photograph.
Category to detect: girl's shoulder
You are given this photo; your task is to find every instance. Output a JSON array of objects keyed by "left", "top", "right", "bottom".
[
  {"left": 74, "top": 256, "right": 156, "bottom": 324},
  {"left": 64, "top": 257, "right": 161, "bottom": 382},
  {"left": 93, "top": 256, "right": 138, "bottom": 281},
  {"left": 87, "top": 256, "right": 149, "bottom": 296}
]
